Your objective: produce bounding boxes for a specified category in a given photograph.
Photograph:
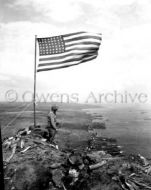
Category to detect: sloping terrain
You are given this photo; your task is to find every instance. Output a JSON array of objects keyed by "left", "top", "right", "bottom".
[{"left": 2, "top": 103, "right": 151, "bottom": 190}]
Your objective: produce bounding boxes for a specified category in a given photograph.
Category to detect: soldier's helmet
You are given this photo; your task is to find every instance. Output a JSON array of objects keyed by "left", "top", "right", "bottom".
[{"left": 51, "top": 105, "right": 58, "bottom": 111}]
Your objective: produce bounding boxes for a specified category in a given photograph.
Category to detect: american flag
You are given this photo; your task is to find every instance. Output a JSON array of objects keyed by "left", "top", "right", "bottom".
[{"left": 37, "top": 32, "right": 102, "bottom": 72}]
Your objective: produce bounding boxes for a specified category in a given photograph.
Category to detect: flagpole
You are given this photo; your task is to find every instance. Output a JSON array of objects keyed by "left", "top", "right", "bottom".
[
  {"left": 0, "top": 123, "right": 4, "bottom": 190},
  {"left": 34, "top": 35, "right": 37, "bottom": 127}
]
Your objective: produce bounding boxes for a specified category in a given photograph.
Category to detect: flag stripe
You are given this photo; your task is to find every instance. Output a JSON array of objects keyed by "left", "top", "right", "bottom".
[
  {"left": 62, "top": 31, "right": 86, "bottom": 37},
  {"left": 65, "top": 41, "right": 100, "bottom": 48},
  {"left": 38, "top": 53, "right": 98, "bottom": 67},
  {"left": 66, "top": 45, "right": 99, "bottom": 51},
  {"left": 65, "top": 39, "right": 101, "bottom": 45},
  {"left": 63, "top": 32, "right": 101, "bottom": 40},
  {"left": 66, "top": 47, "right": 98, "bottom": 52},
  {"left": 38, "top": 54, "right": 97, "bottom": 69},
  {"left": 64, "top": 36, "right": 102, "bottom": 43},
  {"left": 37, "top": 54, "right": 97, "bottom": 72},
  {"left": 39, "top": 50, "right": 98, "bottom": 61},
  {"left": 39, "top": 52, "right": 97, "bottom": 65}
]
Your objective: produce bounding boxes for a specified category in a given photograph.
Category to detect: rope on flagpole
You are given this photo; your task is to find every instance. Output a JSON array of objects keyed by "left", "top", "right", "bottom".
[
  {"left": 2, "top": 35, "right": 38, "bottom": 131},
  {"left": 3, "top": 102, "right": 33, "bottom": 130}
]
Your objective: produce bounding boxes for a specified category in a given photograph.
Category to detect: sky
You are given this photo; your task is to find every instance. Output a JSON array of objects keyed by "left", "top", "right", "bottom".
[{"left": 0, "top": 0, "right": 151, "bottom": 103}]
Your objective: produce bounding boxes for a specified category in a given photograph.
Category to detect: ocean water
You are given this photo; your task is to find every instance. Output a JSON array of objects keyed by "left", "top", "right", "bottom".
[{"left": 83, "top": 104, "right": 151, "bottom": 158}]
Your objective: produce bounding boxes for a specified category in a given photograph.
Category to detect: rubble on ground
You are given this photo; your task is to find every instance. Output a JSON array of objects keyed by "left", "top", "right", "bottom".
[
  {"left": 91, "top": 119, "right": 106, "bottom": 129},
  {"left": 3, "top": 125, "right": 151, "bottom": 190}
]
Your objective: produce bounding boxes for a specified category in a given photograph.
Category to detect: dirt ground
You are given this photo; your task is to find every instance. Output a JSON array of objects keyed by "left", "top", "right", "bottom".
[
  {"left": 2, "top": 102, "right": 151, "bottom": 190},
  {"left": 1, "top": 102, "right": 96, "bottom": 151}
]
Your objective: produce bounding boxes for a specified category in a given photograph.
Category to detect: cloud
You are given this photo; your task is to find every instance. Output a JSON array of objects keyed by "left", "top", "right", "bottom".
[
  {"left": 3, "top": 0, "right": 151, "bottom": 35},
  {"left": 3, "top": 0, "right": 151, "bottom": 27},
  {"left": 44, "top": 1, "right": 83, "bottom": 22},
  {"left": 8, "top": 0, "right": 84, "bottom": 23},
  {"left": 1, "top": 0, "right": 151, "bottom": 99}
]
